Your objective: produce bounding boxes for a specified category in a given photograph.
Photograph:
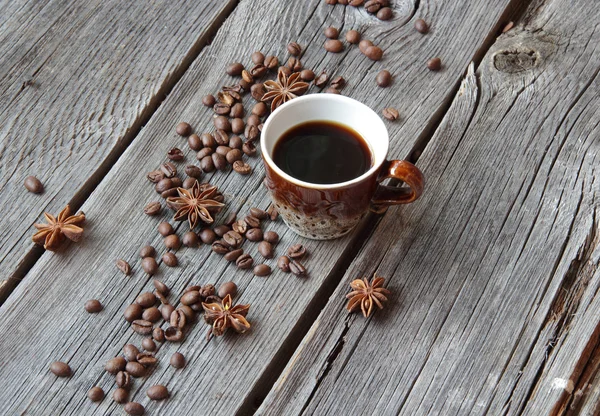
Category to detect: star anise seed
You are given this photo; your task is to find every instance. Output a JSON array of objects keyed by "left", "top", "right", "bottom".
[
  {"left": 262, "top": 68, "right": 309, "bottom": 112},
  {"left": 166, "top": 182, "right": 225, "bottom": 229},
  {"left": 32, "top": 205, "right": 86, "bottom": 251},
  {"left": 345, "top": 274, "right": 391, "bottom": 318},
  {"left": 202, "top": 294, "right": 250, "bottom": 337}
]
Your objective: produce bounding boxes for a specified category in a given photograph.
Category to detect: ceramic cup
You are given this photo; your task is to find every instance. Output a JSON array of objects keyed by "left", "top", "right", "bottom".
[{"left": 261, "top": 94, "right": 424, "bottom": 240}]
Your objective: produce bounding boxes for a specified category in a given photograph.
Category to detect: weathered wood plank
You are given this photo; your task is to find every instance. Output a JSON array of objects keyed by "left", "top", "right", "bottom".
[
  {"left": 0, "top": 0, "right": 237, "bottom": 298},
  {"left": 258, "top": 0, "right": 600, "bottom": 414},
  {"left": 0, "top": 0, "right": 522, "bottom": 414}
]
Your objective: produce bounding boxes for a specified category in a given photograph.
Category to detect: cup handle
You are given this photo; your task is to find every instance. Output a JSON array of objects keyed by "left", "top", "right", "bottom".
[{"left": 370, "top": 160, "right": 424, "bottom": 213}]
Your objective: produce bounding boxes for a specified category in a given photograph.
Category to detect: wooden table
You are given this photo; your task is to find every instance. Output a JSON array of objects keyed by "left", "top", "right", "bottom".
[{"left": 0, "top": 0, "right": 598, "bottom": 414}]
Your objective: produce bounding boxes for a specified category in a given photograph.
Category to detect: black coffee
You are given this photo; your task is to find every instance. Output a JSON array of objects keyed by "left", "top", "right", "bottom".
[{"left": 273, "top": 121, "right": 372, "bottom": 184}]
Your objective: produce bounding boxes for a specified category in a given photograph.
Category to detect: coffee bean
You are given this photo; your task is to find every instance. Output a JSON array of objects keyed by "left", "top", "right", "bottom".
[
  {"left": 161, "top": 304, "right": 175, "bottom": 321},
  {"left": 172, "top": 177, "right": 183, "bottom": 187},
  {"left": 377, "top": 7, "right": 393, "bottom": 20},
  {"left": 214, "top": 116, "right": 231, "bottom": 132},
  {"left": 251, "top": 51, "right": 265, "bottom": 64},
  {"left": 199, "top": 154, "right": 214, "bottom": 172},
  {"left": 170, "top": 352, "right": 185, "bottom": 369},
  {"left": 164, "top": 234, "right": 181, "bottom": 250},
  {"left": 142, "top": 337, "right": 156, "bottom": 352},
  {"left": 253, "top": 264, "right": 272, "bottom": 276},
  {"left": 358, "top": 39, "right": 373, "bottom": 54},
  {"left": 339, "top": 0, "right": 349, "bottom": 4},
  {"left": 364, "top": 0, "right": 381, "bottom": 13},
  {"left": 142, "top": 307, "right": 161, "bottom": 322},
  {"left": 138, "top": 352, "right": 159, "bottom": 367},
  {"left": 146, "top": 170, "right": 164, "bottom": 183},
  {"left": 165, "top": 326, "right": 184, "bottom": 342},
  {"left": 288, "top": 244, "right": 307, "bottom": 259},
  {"left": 182, "top": 177, "right": 197, "bottom": 189},
  {"left": 231, "top": 220, "right": 247, "bottom": 235},
  {"left": 427, "top": 57, "right": 442, "bottom": 71},
  {"left": 124, "top": 401, "right": 145, "bottom": 415},
  {"left": 185, "top": 165, "right": 203, "bottom": 179},
  {"left": 214, "top": 129, "right": 230, "bottom": 145},
  {"left": 155, "top": 178, "right": 173, "bottom": 193},
  {"left": 231, "top": 118, "right": 245, "bottom": 134},
  {"left": 167, "top": 147, "right": 184, "bottom": 161},
  {"left": 245, "top": 125, "right": 259, "bottom": 142},
  {"left": 224, "top": 248, "right": 244, "bottom": 262},
  {"left": 264, "top": 55, "right": 279, "bottom": 70},
  {"left": 382, "top": 107, "right": 400, "bottom": 121},
  {"left": 241, "top": 69, "right": 254, "bottom": 84},
  {"left": 290, "top": 259, "right": 307, "bottom": 276},
  {"left": 326, "top": 0, "right": 337, "bottom": 4},
  {"left": 325, "top": 87, "right": 341, "bottom": 94},
  {"left": 314, "top": 72, "right": 329, "bottom": 88},
  {"left": 226, "top": 62, "right": 244, "bottom": 76},
  {"left": 153, "top": 327, "right": 165, "bottom": 342},
  {"left": 224, "top": 230, "right": 243, "bottom": 247},
  {"left": 124, "top": 304, "right": 143, "bottom": 322},
  {"left": 147, "top": 385, "right": 169, "bottom": 401},
  {"left": 365, "top": 45, "right": 383, "bottom": 61},
  {"left": 199, "top": 228, "right": 217, "bottom": 244},
  {"left": 186, "top": 134, "right": 202, "bottom": 152},
  {"left": 324, "top": 39, "right": 344, "bottom": 53},
  {"left": 198, "top": 133, "right": 215, "bottom": 149},
  {"left": 113, "top": 388, "right": 129, "bottom": 404},
  {"left": 88, "top": 386, "right": 104, "bottom": 402},
  {"left": 105, "top": 357, "right": 126, "bottom": 374},
  {"left": 298, "top": 69, "right": 315, "bottom": 82},
  {"left": 179, "top": 231, "right": 198, "bottom": 248},
  {"left": 24, "top": 176, "right": 43, "bottom": 193},
  {"left": 258, "top": 241, "right": 274, "bottom": 259},
  {"left": 229, "top": 135, "right": 243, "bottom": 149},
  {"left": 324, "top": 26, "right": 339, "bottom": 39},
  {"left": 143, "top": 201, "right": 160, "bottom": 217},
  {"left": 267, "top": 204, "right": 279, "bottom": 220},
  {"left": 229, "top": 102, "right": 244, "bottom": 119},
  {"left": 85, "top": 299, "right": 103, "bottom": 313},
  {"left": 161, "top": 187, "right": 178, "bottom": 198},
  {"left": 233, "top": 160, "right": 252, "bottom": 175},
  {"left": 158, "top": 222, "right": 174, "bottom": 237},
  {"left": 116, "top": 371, "right": 132, "bottom": 389},
  {"left": 215, "top": 145, "right": 231, "bottom": 156},
  {"left": 287, "top": 57, "right": 303, "bottom": 72},
  {"left": 218, "top": 281, "right": 238, "bottom": 298},
  {"left": 50, "top": 361, "right": 72, "bottom": 377},
  {"left": 126, "top": 361, "right": 146, "bottom": 378},
  {"left": 170, "top": 309, "right": 187, "bottom": 328},
  {"left": 287, "top": 42, "right": 302, "bottom": 56},
  {"left": 244, "top": 215, "right": 260, "bottom": 228},
  {"left": 414, "top": 18, "right": 428, "bottom": 33},
  {"left": 156, "top": 291, "right": 168, "bottom": 305},
  {"left": 232, "top": 253, "right": 251, "bottom": 269},
  {"left": 202, "top": 94, "right": 216, "bottom": 107},
  {"left": 242, "top": 140, "right": 257, "bottom": 156},
  {"left": 263, "top": 231, "right": 280, "bottom": 244},
  {"left": 131, "top": 320, "right": 153, "bottom": 335},
  {"left": 251, "top": 64, "right": 268, "bottom": 78},
  {"left": 247, "top": 208, "right": 266, "bottom": 220},
  {"left": 214, "top": 224, "right": 231, "bottom": 237},
  {"left": 226, "top": 149, "right": 243, "bottom": 164},
  {"left": 246, "top": 228, "right": 263, "bottom": 242},
  {"left": 376, "top": 70, "right": 393, "bottom": 88},
  {"left": 151, "top": 280, "right": 169, "bottom": 296},
  {"left": 277, "top": 256, "right": 291, "bottom": 272},
  {"left": 176, "top": 122, "right": 192, "bottom": 136},
  {"left": 136, "top": 292, "right": 157, "bottom": 307},
  {"left": 349, "top": 0, "right": 364, "bottom": 5},
  {"left": 180, "top": 290, "right": 200, "bottom": 306},
  {"left": 162, "top": 252, "right": 178, "bottom": 267},
  {"left": 178, "top": 304, "right": 196, "bottom": 320},
  {"left": 331, "top": 76, "right": 346, "bottom": 90},
  {"left": 345, "top": 29, "right": 361, "bottom": 44},
  {"left": 123, "top": 344, "right": 140, "bottom": 362},
  {"left": 141, "top": 257, "right": 158, "bottom": 275},
  {"left": 139, "top": 246, "right": 155, "bottom": 259}
]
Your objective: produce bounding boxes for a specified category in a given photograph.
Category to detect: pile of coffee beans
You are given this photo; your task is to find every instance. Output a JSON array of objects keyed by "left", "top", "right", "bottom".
[
  {"left": 324, "top": 0, "right": 394, "bottom": 21},
  {"left": 277, "top": 244, "right": 309, "bottom": 276}
]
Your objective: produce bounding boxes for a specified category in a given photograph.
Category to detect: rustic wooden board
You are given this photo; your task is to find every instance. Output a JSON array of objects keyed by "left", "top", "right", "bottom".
[
  {"left": 0, "top": 0, "right": 523, "bottom": 414},
  {"left": 258, "top": 0, "right": 600, "bottom": 414},
  {"left": 0, "top": 0, "right": 237, "bottom": 299}
]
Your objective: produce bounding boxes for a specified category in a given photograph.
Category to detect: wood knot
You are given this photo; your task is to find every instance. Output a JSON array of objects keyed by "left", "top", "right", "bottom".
[{"left": 493, "top": 47, "right": 539, "bottom": 73}]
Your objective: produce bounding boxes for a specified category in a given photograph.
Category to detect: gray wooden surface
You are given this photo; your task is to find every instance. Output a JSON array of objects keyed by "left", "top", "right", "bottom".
[{"left": 0, "top": 0, "right": 598, "bottom": 415}]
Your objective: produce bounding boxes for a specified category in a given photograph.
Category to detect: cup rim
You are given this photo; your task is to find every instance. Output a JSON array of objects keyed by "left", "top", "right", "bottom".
[{"left": 260, "top": 94, "right": 388, "bottom": 190}]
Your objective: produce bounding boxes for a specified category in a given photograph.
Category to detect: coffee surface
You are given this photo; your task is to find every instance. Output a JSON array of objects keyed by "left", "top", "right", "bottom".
[{"left": 273, "top": 120, "right": 372, "bottom": 184}]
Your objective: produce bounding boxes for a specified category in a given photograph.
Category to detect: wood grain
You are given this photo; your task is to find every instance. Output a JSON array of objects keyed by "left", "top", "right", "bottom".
[
  {"left": 0, "top": 0, "right": 237, "bottom": 299},
  {"left": 0, "top": 0, "right": 521, "bottom": 414},
  {"left": 259, "top": 0, "right": 600, "bottom": 414}
]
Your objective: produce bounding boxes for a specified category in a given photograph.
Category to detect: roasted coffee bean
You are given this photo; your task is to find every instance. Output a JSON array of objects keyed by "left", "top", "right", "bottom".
[
  {"left": 136, "top": 292, "right": 157, "bottom": 307},
  {"left": 24, "top": 176, "right": 43, "bottom": 193},
  {"left": 164, "top": 234, "right": 181, "bottom": 250},
  {"left": 142, "top": 337, "right": 156, "bottom": 352},
  {"left": 182, "top": 177, "right": 197, "bottom": 189},
  {"left": 153, "top": 279, "right": 169, "bottom": 295},
  {"left": 181, "top": 231, "right": 199, "bottom": 247},
  {"left": 155, "top": 291, "right": 168, "bottom": 305},
  {"left": 251, "top": 64, "right": 268, "bottom": 78},
  {"left": 258, "top": 241, "right": 274, "bottom": 259},
  {"left": 155, "top": 178, "right": 173, "bottom": 193},
  {"left": 230, "top": 102, "right": 244, "bottom": 118},
  {"left": 233, "top": 160, "right": 252, "bottom": 175},
  {"left": 325, "top": 87, "right": 341, "bottom": 94},
  {"left": 263, "top": 231, "right": 280, "bottom": 244},
  {"left": 224, "top": 248, "right": 244, "bottom": 262},
  {"left": 365, "top": 45, "right": 383, "bottom": 61},
  {"left": 267, "top": 204, "right": 279, "bottom": 220},
  {"left": 349, "top": 0, "right": 364, "bottom": 5},
  {"left": 218, "top": 281, "right": 238, "bottom": 298},
  {"left": 165, "top": 326, "right": 184, "bottom": 342},
  {"left": 214, "top": 102, "right": 231, "bottom": 115},
  {"left": 346, "top": 29, "right": 361, "bottom": 44},
  {"left": 212, "top": 226, "right": 229, "bottom": 239},
  {"left": 185, "top": 165, "right": 203, "bottom": 179},
  {"left": 326, "top": 0, "right": 337, "bottom": 4},
  {"left": 252, "top": 102, "right": 268, "bottom": 117},
  {"left": 88, "top": 386, "right": 104, "bottom": 402},
  {"left": 244, "top": 215, "right": 260, "bottom": 228},
  {"left": 153, "top": 327, "right": 165, "bottom": 342},
  {"left": 314, "top": 71, "right": 329, "bottom": 88},
  {"left": 139, "top": 245, "right": 155, "bottom": 258},
  {"left": 200, "top": 155, "right": 215, "bottom": 172},
  {"left": 124, "top": 402, "right": 145, "bottom": 416},
  {"left": 358, "top": 39, "right": 374, "bottom": 54},
  {"left": 427, "top": 57, "right": 442, "bottom": 71},
  {"left": 188, "top": 133, "right": 203, "bottom": 151},
  {"left": 146, "top": 170, "right": 164, "bottom": 183},
  {"left": 160, "top": 164, "right": 176, "bottom": 180},
  {"left": 158, "top": 221, "right": 174, "bottom": 236},
  {"left": 161, "top": 304, "right": 175, "bottom": 321},
  {"left": 147, "top": 385, "right": 169, "bottom": 401},
  {"left": 199, "top": 228, "right": 217, "bottom": 244},
  {"left": 170, "top": 309, "right": 187, "bottom": 328},
  {"left": 251, "top": 83, "right": 265, "bottom": 101},
  {"left": 116, "top": 371, "right": 132, "bottom": 389},
  {"left": 245, "top": 124, "right": 259, "bottom": 142},
  {"left": 200, "top": 133, "right": 216, "bottom": 148},
  {"left": 136, "top": 352, "right": 158, "bottom": 367},
  {"left": 242, "top": 69, "right": 254, "bottom": 84},
  {"left": 242, "top": 140, "right": 257, "bottom": 156},
  {"left": 377, "top": 7, "right": 393, "bottom": 20},
  {"left": 142, "top": 306, "right": 161, "bottom": 322},
  {"left": 202, "top": 94, "right": 216, "bottom": 107},
  {"left": 123, "top": 344, "right": 140, "bottom": 361},
  {"left": 84, "top": 299, "right": 103, "bottom": 313},
  {"left": 184, "top": 285, "right": 200, "bottom": 293},
  {"left": 287, "top": 56, "right": 303, "bottom": 72},
  {"left": 141, "top": 257, "right": 158, "bottom": 275},
  {"left": 180, "top": 290, "right": 200, "bottom": 306},
  {"left": 324, "top": 39, "right": 344, "bottom": 53},
  {"left": 125, "top": 361, "right": 146, "bottom": 378},
  {"left": 339, "top": 0, "right": 349, "bottom": 4},
  {"left": 105, "top": 357, "right": 126, "bottom": 374},
  {"left": 161, "top": 187, "right": 178, "bottom": 198},
  {"left": 143, "top": 201, "right": 161, "bottom": 216},
  {"left": 215, "top": 145, "right": 231, "bottom": 156},
  {"left": 364, "top": 0, "right": 381, "bottom": 13},
  {"left": 124, "top": 304, "right": 143, "bottom": 322},
  {"left": 264, "top": 55, "right": 279, "bottom": 70},
  {"left": 172, "top": 177, "right": 183, "bottom": 187},
  {"left": 290, "top": 259, "right": 307, "bottom": 276},
  {"left": 277, "top": 255, "right": 291, "bottom": 272},
  {"left": 113, "top": 388, "right": 129, "bottom": 404},
  {"left": 382, "top": 107, "right": 400, "bottom": 121},
  {"left": 331, "top": 76, "right": 346, "bottom": 90},
  {"left": 249, "top": 207, "right": 268, "bottom": 219},
  {"left": 196, "top": 148, "right": 213, "bottom": 161},
  {"left": 251, "top": 51, "right": 265, "bottom": 64},
  {"left": 253, "top": 264, "right": 272, "bottom": 276},
  {"left": 176, "top": 122, "right": 192, "bottom": 136},
  {"left": 414, "top": 18, "right": 428, "bottom": 33},
  {"left": 246, "top": 228, "right": 263, "bottom": 242},
  {"left": 299, "top": 69, "right": 315, "bottom": 81},
  {"left": 236, "top": 253, "right": 254, "bottom": 269},
  {"left": 231, "top": 118, "right": 245, "bottom": 134},
  {"left": 376, "top": 70, "right": 392, "bottom": 87},
  {"left": 279, "top": 65, "right": 292, "bottom": 76},
  {"left": 214, "top": 129, "right": 230, "bottom": 145},
  {"left": 232, "top": 220, "right": 248, "bottom": 234},
  {"left": 214, "top": 116, "right": 231, "bottom": 132},
  {"left": 226, "top": 149, "right": 243, "bottom": 164},
  {"left": 324, "top": 26, "right": 339, "bottom": 39},
  {"left": 205, "top": 295, "right": 222, "bottom": 304},
  {"left": 178, "top": 304, "right": 196, "bottom": 320},
  {"left": 170, "top": 352, "right": 185, "bottom": 369},
  {"left": 287, "top": 42, "right": 302, "bottom": 56},
  {"left": 167, "top": 147, "right": 184, "bottom": 161},
  {"left": 131, "top": 320, "right": 153, "bottom": 335},
  {"left": 229, "top": 135, "right": 243, "bottom": 149},
  {"left": 288, "top": 244, "right": 307, "bottom": 259},
  {"left": 226, "top": 62, "right": 244, "bottom": 76},
  {"left": 223, "top": 230, "right": 243, "bottom": 247},
  {"left": 50, "top": 361, "right": 72, "bottom": 377}
]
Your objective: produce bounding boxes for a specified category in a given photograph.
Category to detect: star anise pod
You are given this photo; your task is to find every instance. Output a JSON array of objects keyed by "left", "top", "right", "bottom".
[
  {"left": 262, "top": 68, "right": 309, "bottom": 112},
  {"left": 32, "top": 205, "right": 86, "bottom": 251},
  {"left": 166, "top": 181, "right": 225, "bottom": 229},
  {"left": 202, "top": 294, "right": 250, "bottom": 337},
  {"left": 346, "top": 274, "right": 391, "bottom": 318}
]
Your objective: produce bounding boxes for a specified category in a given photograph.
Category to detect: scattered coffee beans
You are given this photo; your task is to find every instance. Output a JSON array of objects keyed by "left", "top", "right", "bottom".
[
  {"left": 161, "top": 304, "right": 175, "bottom": 321},
  {"left": 105, "top": 357, "right": 126, "bottom": 374},
  {"left": 202, "top": 94, "right": 216, "bottom": 107},
  {"left": 258, "top": 241, "right": 274, "bottom": 259},
  {"left": 140, "top": 246, "right": 156, "bottom": 258},
  {"left": 124, "top": 304, "right": 143, "bottom": 322},
  {"left": 376, "top": 70, "right": 392, "bottom": 87},
  {"left": 414, "top": 18, "right": 428, "bottom": 34},
  {"left": 142, "top": 307, "right": 161, "bottom": 322},
  {"left": 144, "top": 201, "right": 161, "bottom": 216},
  {"left": 324, "top": 39, "right": 344, "bottom": 53},
  {"left": 218, "top": 281, "right": 237, "bottom": 298},
  {"left": 233, "top": 160, "right": 252, "bottom": 175},
  {"left": 84, "top": 299, "right": 103, "bottom": 313},
  {"left": 131, "top": 320, "right": 153, "bottom": 335},
  {"left": 125, "top": 361, "right": 146, "bottom": 378},
  {"left": 123, "top": 344, "right": 140, "bottom": 361},
  {"left": 24, "top": 176, "right": 44, "bottom": 193},
  {"left": 170, "top": 352, "right": 186, "bottom": 369},
  {"left": 165, "top": 326, "right": 184, "bottom": 342},
  {"left": 142, "top": 337, "right": 156, "bottom": 352},
  {"left": 263, "top": 231, "right": 279, "bottom": 244},
  {"left": 116, "top": 371, "right": 132, "bottom": 389},
  {"left": 113, "top": 388, "right": 129, "bottom": 403},
  {"left": 176, "top": 122, "right": 192, "bottom": 136},
  {"left": 236, "top": 253, "right": 254, "bottom": 269},
  {"left": 226, "top": 62, "right": 244, "bottom": 76},
  {"left": 324, "top": 26, "right": 339, "bottom": 39},
  {"left": 162, "top": 252, "right": 178, "bottom": 267},
  {"left": 346, "top": 30, "right": 361, "bottom": 44},
  {"left": 253, "top": 264, "right": 272, "bottom": 276},
  {"left": 50, "top": 361, "right": 72, "bottom": 377},
  {"left": 358, "top": 39, "right": 373, "bottom": 54},
  {"left": 153, "top": 327, "right": 165, "bottom": 342},
  {"left": 314, "top": 71, "right": 329, "bottom": 88},
  {"left": 124, "top": 401, "right": 145, "bottom": 415},
  {"left": 365, "top": 45, "right": 383, "bottom": 61},
  {"left": 277, "top": 256, "right": 291, "bottom": 272},
  {"left": 287, "top": 42, "right": 302, "bottom": 56},
  {"left": 199, "top": 228, "right": 217, "bottom": 244},
  {"left": 290, "top": 259, "right": 307, "bottom": 276},
  {"left": 153, "top": 279, "right": 169, "bottom": 295},
  {"left": 147, "top": 385, "right": 170, "bottom": 401},
  {"left": 158, "top": 222, "right": 174, "bottom": 236},
  {"left": 164, "top": 234, "right": 181, "bottom": 250},
  {"left": 427, "top": 57, "right": 442, "bottom": 71},
  {"left": 224, "top": 248, "right": 244, "bottom": 262},
  {"left": 88, "top": 386, "right": 104, "bottom": 402},
  {"left": 288, "top": 244, "right": 307, "bottom": 259},
  {"left": 136, "top": 292, "right": 157, "bottom": 308},
  {"left": 141, "top": 257, "right": 158, "bottom": 275},
  {"left": 377, "top": 7, "right": 393, "bottom": 20},
  {"left": 382, "top": 107, "right": 400, "bottom": 121},
  {"left": 246, "top": 228, "right": 263, "bottom": 242}
]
